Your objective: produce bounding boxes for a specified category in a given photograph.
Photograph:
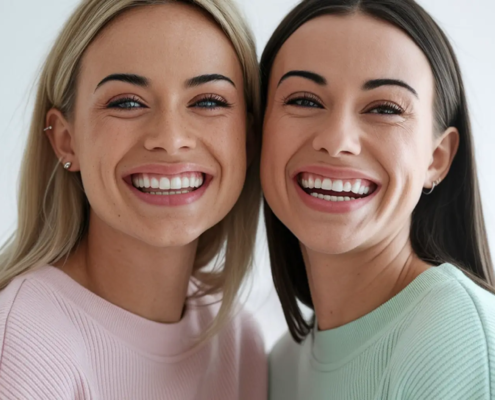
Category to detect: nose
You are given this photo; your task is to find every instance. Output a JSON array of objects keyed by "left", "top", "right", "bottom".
[
  {"left": 143, "top": 109, "right": 197, "bottom": 155},
  {"left": 312, "top": 107, "right": 361, "bottom": 157}
]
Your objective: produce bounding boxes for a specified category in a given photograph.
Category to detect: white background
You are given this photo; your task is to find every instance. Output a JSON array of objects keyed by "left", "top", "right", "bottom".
[{"left": 1, "top": 0, "right": 494, "bottom": 351}]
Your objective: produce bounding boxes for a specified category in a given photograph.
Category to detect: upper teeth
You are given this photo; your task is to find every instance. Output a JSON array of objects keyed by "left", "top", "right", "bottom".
[
  {"left": 132, "top": 173, "right": 204, "bottom": 190},
  {"left": 300, "top": 173, "right": 371, "bottom": 195}
]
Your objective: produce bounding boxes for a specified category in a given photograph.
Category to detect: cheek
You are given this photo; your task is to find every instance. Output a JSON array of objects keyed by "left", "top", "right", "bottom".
[
  {"left": 76, "top": 120, "right": 135, "bottom": 202},
  {"left": 261, "top": 117, "right": 295, "bottom": 190}
]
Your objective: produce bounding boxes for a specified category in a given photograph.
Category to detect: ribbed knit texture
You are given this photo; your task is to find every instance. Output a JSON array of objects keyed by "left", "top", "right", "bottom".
[
  {"left": 0, "top": 266, "right": 267, "bottom": 399},
  {"left": 269, "top": 264, "right": 495, "bottom": 400}
]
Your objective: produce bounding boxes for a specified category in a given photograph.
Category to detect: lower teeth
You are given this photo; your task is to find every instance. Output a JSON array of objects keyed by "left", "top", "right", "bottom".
[
  {"left": 310, "top": 193, "right": 356, "bottom": 202},
  {"left": 146, "top": 190, "right": 191, "bottom": 195}
]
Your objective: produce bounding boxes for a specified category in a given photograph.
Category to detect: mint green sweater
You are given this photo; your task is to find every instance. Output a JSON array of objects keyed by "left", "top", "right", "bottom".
[{"left": 269, "top": 264, "right": 495, "bottom": 399}]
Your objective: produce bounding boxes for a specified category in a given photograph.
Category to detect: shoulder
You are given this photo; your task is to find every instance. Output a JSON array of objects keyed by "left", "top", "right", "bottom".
[
  {"left": 189, "top": 290, "right": 268, "bottom": 398},
  {"left": 389, "top": 264, "right": 495, "bottom": 399},
  {"left": 0, "top": 267, "right": 93, "bottom": 398},
  {"left": 269, "top": 331, "right": 302, "bottom": 400},
  {"left": 225, "top": 305, "right": 268, "bottom": 372}
]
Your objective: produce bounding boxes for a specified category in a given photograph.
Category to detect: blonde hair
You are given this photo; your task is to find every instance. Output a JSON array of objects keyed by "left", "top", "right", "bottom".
[{"left": 0, "top": 0, "right": 261, "bottom": 339}]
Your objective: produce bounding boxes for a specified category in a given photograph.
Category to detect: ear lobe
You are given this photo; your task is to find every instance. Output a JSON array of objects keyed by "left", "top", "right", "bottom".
[
  {"left": 45, "top": 108, "right": 80, "bottom": 171},
  {"left": 245, "top": 112, "right": 256, "bottom": 167},
  {"left": 425, "top": 127, "right": 460, "bottom": 187}
]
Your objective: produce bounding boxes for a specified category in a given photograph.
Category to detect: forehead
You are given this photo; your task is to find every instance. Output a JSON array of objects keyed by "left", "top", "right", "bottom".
[
  {"left": 80, "top": 3, "right": 242, "bottom": 86},
  {"left": 273, "top": 13, "right": 433, "bottom": 95}
]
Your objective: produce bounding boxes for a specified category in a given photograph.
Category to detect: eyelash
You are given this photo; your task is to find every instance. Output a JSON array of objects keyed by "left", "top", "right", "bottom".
[
  {"left": 106, "top": 94, "right": 232, "bottom": 110},
  {"left": 284, "top": 93, "right": 323, "bottom": 109},
  {"left": 366, "top": 102, "right": 404, "bottom": 115},
  {"left": 284, "top": 94, "right": 405, "bottom": 116},
  {"left": 107, "top": 96, "right": 145, "bottom": 109},
  {"left": 189, "top": 94, "right": 232, "bottom": 110}
]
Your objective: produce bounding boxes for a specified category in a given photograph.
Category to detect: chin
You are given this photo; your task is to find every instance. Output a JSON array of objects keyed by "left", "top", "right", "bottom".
[
  {"left": 295, "top": 224, "right": 365, "bottom": 256},
  {"left": 128, "top": 223, "right": 207, "bottom": 248}
]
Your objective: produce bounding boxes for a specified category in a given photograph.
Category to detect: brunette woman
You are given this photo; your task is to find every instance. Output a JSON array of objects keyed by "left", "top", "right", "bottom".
[{"left": 260, "top": 0, "right": 495, "bottom": 398}]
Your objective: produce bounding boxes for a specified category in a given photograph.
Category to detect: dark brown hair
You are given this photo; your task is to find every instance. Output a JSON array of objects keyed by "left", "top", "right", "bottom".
[{"left": 260, "top": 0, "right": 494, "bottom": 342}]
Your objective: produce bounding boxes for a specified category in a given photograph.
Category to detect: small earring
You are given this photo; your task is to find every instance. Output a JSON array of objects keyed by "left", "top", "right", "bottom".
[
  {"left": 43, "top": 126, "right": 53, "bottom": 132},
  {"left": 63, "top": 162, "right": 72, "bottom": 170},
  {"left": 423, "top": 178, "right": 441, "bottom": 195}
]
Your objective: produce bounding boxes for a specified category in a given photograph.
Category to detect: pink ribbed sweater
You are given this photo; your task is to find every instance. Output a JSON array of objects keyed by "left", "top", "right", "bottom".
[{"left": 0, "top": 266, "right": 267, "bottom": 399}]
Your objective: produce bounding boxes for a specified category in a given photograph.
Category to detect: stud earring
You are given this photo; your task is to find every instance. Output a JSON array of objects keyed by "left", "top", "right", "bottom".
[
  {"left": 63, "top": 162, "right": 72, "bottom": 170},
  {"left": 423, "top": 178, "right": 442, "bottom": 195},
  {"left": 43, "top": 126, "right": 53, "bottom": 132}
]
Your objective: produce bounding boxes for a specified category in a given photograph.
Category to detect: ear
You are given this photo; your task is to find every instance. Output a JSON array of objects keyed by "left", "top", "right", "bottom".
[
  {"left": 424, "top": 127, "right": 459, "bottom": 188},
  {"left": 245, "top": 112, "right": 256, "bottom": 167},
  {"left": 45, "top": 108, "right": 80, "bottom": 171}
]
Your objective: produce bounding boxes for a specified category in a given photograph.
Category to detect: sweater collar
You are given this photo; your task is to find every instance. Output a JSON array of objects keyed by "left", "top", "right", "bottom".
[{"left": 310, "top": 263, "right": 456, "bottom": 367}]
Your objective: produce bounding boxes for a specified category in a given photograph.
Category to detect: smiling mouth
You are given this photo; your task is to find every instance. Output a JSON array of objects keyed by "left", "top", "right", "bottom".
[
  {"left": 297, "top": 172, "right": 378, "bottom": 202},
  {"left": 130, "top": 172, "right": 206, "bottom": 195}
]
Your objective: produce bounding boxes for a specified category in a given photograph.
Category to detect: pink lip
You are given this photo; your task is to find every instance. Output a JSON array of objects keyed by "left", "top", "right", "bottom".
[
  {"left": 122, "top": 163, "right": 214, "bottom": 207},
  {"left": 292, "top": 165, "right": 379, "bottom": 183},
  {"left": 123, "top": 163, "right": 215, "bottom": 178},
  {"left": 294, "top": 181, "right": 379, "bottom": 213},
  {"left": 125, "top": 175, "right": 211, "bottom": 207}
]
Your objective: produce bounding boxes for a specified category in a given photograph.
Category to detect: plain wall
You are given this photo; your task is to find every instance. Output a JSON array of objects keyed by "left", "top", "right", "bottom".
[{"left": 1, "top": 0, "right": 494, "bottom": 351}]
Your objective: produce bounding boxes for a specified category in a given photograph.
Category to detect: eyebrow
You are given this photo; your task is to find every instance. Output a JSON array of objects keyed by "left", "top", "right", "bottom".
[
  {"left": 185, "top": 74, "right": 236, "bottom": 88},
  {"left": 95, "top": 74, "right": 149, "bottom": 92},
  {"left": 278, "top": 70, "right": 327, "bottom": 87},
  {"left": 363, "top": 79, "right": 418, "bottom": 98}
]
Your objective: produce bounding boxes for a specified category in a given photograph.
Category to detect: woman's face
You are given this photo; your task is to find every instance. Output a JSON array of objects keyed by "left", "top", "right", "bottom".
[
  {"left": 261, "top": 14, "right": 447, "bottom": 255},
  {"left": 50, "top": 4, "right": 248, "bottom": 247}
]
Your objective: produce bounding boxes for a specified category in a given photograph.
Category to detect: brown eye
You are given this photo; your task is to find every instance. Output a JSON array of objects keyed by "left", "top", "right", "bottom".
[
  {"left": 284, "top": 92, "right": 324, "bottom": 109},
  {"left": 367, "top": 102, "right": 404, "bottom": 115}
]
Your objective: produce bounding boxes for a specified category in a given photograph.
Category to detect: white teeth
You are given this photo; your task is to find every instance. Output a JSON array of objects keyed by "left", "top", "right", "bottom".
[
  {"left": 364, "top": 187, "right": 370, "bottom": 195},
  {"left": 132, "top": 173, "right": 204, "bottom": 191},
  {"left": 321, "top": 179, "right": 332, "bottom": 190},
  {"left": 159, "top": 177, "right": 171, "bottom": 190},
  {"left": 314, "top": 178, "right": 322, "bottom": 189},
  {"left": 170, "top": 177, "right": 182, "bottom": 190},
  {"left": 307, "top": 176, "right": 315, "bottom": 189},
  {"left": 359, "top": 186, "right": 365, "bottom": 195},
  {"left": 332, "top": 180, "right": 343, "bottom": 192},
  {"left": 351, "top": 180, "right": 361, "bottom": 194},
  {"left": 343, "top": 182, "right": 352, "bottom": 192},
  {"left": 309, "top": 193, "right": 355, "bottom": 202}
]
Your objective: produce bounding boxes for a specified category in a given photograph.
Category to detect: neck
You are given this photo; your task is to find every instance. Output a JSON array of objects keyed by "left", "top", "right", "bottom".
[
  {"left": 304, "top": 224, "right": 430, "bottom": 331},
  {"left": 57, "top": 210, "right": 197, "bottom": 324}
]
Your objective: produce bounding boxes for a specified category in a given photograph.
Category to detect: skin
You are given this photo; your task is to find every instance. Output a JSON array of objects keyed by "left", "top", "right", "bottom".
[
  {"left": 45, "top": 4, "right": 249, "bottom": 323},
  {"left": 261, "top": 14, "right": 459, "bottom": 331}
]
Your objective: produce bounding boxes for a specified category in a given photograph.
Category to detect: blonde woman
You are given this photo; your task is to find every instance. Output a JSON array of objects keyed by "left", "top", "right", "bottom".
[{"left": 0, "top": 0, "right": 266, "bottom": 399}]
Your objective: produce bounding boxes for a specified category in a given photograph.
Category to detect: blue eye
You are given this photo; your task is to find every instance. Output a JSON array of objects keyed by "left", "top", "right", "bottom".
[
  {"left": 190, "top": 95, "right": 231, "bottom": 110},
  {"left": 107, "top": 96, "right": 146, "bottom": 109}
]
